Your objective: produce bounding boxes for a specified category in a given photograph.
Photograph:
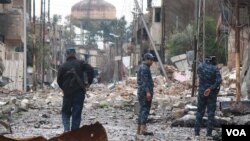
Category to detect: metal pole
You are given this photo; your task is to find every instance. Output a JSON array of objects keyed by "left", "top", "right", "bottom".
[
  {"left": 197, "top": 0, "right": 201, "bottom": 62},
  {"left": 161, "top": 0, "right": 166, "bottom": 64},
  {"left": 235, "top": 0, "right": 241, "bottom": 102},
  {"left": 23, "top": 0, "right": 27, "bottom": 92},
  {"left": 192, "top": 36, "right": 198, "bottom": 97},
  {"left": 202, "top": 0, "right": 205, "bottom": 61},
  {"left": 42, "top": 0, "right": 46, "bottom": 88},
  {"left": 32, "top": 0, "right": 37, "bottom": 90},
  {"left": 134, "top": 0, "right": 169, "bottom": 81},
  {"left": 113, "top": 38, "right": 118, "bottom": 82},
  {"left": 176, "top": 16, "right": 179, "bottom": 32},
  {"left": 140, "top": 0, "right": 144, "bottom": 57},
  {"left": 39, "top": 0, "right": 43, "bottom": 87},
  {"left": 48, "top": 0, "right": 50, "bottom": 24}
]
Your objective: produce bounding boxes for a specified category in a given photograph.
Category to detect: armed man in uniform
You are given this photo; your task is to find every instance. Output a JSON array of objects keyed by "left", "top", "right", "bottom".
[
  {"left": 57, "top": 48, "right": 94, "bottom": 132},
  {"left": 136, "top": 53, "right": 155, "bottom": 136},
  {"left": 194, "top": 56, "right": 222, "bottom": 140}
]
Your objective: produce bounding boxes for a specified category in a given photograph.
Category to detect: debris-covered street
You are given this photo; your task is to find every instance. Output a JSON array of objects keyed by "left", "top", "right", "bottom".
[
  {"left": 1, "top": 0, "right": 250, "bottom": 141},
  {"left": 1, "top": 67, "right": 249, "bottom": 140}
]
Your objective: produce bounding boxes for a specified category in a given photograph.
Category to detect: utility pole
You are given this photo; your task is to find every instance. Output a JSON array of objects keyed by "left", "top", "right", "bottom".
[
  {"left": 48, "top": 0, "right": 50, "bottom": 24},
  {"left": 176, "top": 16, "right": 179, "bottom": 32},
  {"left": 110, "top": 33, "right": 119, "bottom": 83},
  {"left": 39, "top": 0, "right": 43, "bottom": 87},
  {"left": 161, "top": 0, "right": 166, "bottom": 64},
  {"left": 42, "top": 0, "right": 46, "bottom": 88},
  {"left": 28, "top": 0, "right": 31, "bottom": 22},
  {"left": 197, "top": 0, "right": 205, "bottom": 62},
  {"left": 191, "top": 36, "right": 198, "bottom": 97},
  {"left": 192, "top": 0, "right": 205, "bottom": 97},
  {"left": 140, "top": 0, "right": 143, "bottom": 56},
  {"left": 202, "top": 0, "right": 206, "bottom": 61},
  {"left": 23, "top": 0, "right": 27, "bottom": 92},
  {"left": 134, "top": 7, "right": 138, "bottom": 73},
  {"left": 40, "top": 0, "right": 43, "bottom": 39},
  {"left": 235, "top": 0, "right": 241, "bottom": 102},
  {"left": 32, "top": 0, "right": 37, "bottom": 90},
  {"left": 134, "top": 0, "right": 169, "bottom": 81}
]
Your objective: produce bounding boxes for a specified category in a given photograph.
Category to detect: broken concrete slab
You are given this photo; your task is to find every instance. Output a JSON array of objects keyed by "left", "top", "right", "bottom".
[
  {"left": 171, "top": 109, "right": 186, "bottom": 120},
  {"left": 184, "top": 104, "right": 197, "bottom": 111},
  {"left": 171, "top": 114, "right": 232, "bottom": 128},
  {"left": 232, "top": 114, "right": 250, "bottom": 125},
  {"left": 173, "top": 101, "right": 186, "bottom": 109},
  {"left": 220, "top": 100, "right": 250, "bottom": 115}
]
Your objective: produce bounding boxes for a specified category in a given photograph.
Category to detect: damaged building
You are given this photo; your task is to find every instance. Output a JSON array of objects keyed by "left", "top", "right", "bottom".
[{"left": 0, "top": 0, "right": 29, "bottom": 91}]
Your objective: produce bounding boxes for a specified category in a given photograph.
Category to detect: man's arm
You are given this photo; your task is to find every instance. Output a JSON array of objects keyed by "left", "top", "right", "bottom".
[
  {"left": 83, "top": 63, "right": 94, "bottom": 85},
  {"left": 210, "top": 67, "right": 222, "bottom": 90},
  {"left": 140, "top": 66, "right": 151, "bottom": 93},
  {"left": 57, "top": 67, "right": 63, "bottom": 88}
]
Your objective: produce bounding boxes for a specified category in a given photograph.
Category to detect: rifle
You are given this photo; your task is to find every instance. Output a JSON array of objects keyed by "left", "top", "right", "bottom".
[{"left": 67, "top": 68, "right": 89, "bottom": 91}]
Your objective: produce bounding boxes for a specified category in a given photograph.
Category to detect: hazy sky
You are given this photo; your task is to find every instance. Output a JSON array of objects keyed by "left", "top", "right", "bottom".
[{"left": 35, "top": 0, "right": 146, "bottom": 24}]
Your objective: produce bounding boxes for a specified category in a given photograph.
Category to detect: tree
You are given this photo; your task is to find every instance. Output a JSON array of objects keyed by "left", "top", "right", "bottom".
[
  {"left": 166, "top": 16, "right": 227, "bottom": 64},
  {"left": 63, "top": 15, "right": 76, "bottom": 45},
  {"left": 166, "top": 24, "right": 194, "bottom": 58}
]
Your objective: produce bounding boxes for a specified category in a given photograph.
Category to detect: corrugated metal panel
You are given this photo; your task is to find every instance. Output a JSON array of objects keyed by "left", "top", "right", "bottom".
[{"left": 3, "top": 51, "right": 23, "bottom": 91}]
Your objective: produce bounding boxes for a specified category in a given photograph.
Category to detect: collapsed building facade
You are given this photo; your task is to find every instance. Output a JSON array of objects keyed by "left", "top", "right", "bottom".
[
  {"left": 216, "top": 0, "right": 250, "bottom": 100},
  {"left": 0, "top": 0, "right": 29, "bottom": 91}
]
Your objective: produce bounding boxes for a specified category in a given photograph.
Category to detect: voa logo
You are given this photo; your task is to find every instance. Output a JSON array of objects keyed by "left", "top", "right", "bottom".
[{"left": 226, "top": 129, "right": 246, "bottom": 136}]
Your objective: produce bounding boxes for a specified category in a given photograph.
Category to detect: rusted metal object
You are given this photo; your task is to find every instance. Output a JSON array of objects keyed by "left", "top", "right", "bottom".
[
  {"left": 0, "top": 122, "right": 107, "bottom": 141},
  {"left": 220, "top": 100, "right": 250, "bottom": 115},
  {"left": 49, "top": 122, "right": 108, "bottom": 141},
  {"left": 0, "top": 136, "right": 47, "bottom": 141}
]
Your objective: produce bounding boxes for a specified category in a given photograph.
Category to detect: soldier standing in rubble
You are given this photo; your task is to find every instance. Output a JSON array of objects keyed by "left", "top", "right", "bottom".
[
  {"left": 57, "top": 48, "right": 94, "bottom": 132},
  {"left": 136, "top": 53, "right": 155, "bottom": 136},
  {"left": 194, "top": 56, "right": 222, "bottom": 140}
]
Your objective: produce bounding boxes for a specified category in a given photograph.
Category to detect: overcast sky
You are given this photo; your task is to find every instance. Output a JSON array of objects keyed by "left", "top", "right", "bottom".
[{"left": 35, "top": 0, "right": 148, "bottom": 24}]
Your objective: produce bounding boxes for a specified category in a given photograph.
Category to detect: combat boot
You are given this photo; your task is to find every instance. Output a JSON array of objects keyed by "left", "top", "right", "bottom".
[
  {"left": 137, "top": 124, "right": 141, "bottom": 134},
  {"left": 140, "top": 124, "right": 153, "bottom": 136}
]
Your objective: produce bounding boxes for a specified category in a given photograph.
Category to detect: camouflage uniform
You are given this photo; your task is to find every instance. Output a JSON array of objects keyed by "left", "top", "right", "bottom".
[
  {"left": 194, "top": 61, "right": 222, "bottom": 136},
  {"left": 137, "top": 63, "right": 154, "bottom": 124}
]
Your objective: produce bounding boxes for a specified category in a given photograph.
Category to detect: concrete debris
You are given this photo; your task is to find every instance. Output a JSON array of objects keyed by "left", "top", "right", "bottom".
[
  {"left": 220, "top": 100, "right": 250, "bottom": 115},
  {"left": 0, "top": 87, "right": 23, "bottom": 95},
  {"left": 20, "top": 99, "right": 29, "bottom": 111},
  {"left": 184, "top": 104, "right": 197, "bottom": 111},
  {"left": 173, "top": 71, "right": 190, "bottom": 82},
  {"left": 232, "top": 114, "right": 250, "bottom": 125},
  {"left": 0, "top": 65, "right": 249, "bottom": 140},
  {"left": 171, "top": 114, "right": 232, "bottom": 128},
  {"left": 164, "top": 65, "right": 178, "bottom": 80}
]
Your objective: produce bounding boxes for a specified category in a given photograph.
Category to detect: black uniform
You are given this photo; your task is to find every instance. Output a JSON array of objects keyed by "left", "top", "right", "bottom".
[{"left": 57, "top": 56, "right": 94, "bottom": 131}]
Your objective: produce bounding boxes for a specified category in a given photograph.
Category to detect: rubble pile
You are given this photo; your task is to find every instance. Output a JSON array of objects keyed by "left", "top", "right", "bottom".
[
  {"left": 0, "top": 64, "right": 248, "bottom": 140},
  {"left": 88, "top": 84, "right": 109, "bottom": 95},
  {"left": 0, "top": 87, "right": 22, "bottom": 95},
  {"left": 164, "top": 65, "right": 178, "bottom": 80},
  {"left": 218, "top": 67, "right": 236, "bottom": 96}
]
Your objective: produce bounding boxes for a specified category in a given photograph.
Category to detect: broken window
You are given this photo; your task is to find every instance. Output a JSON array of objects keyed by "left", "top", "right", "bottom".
[{"left": 155, "top": 8, "right": 161, "bottom": 22}]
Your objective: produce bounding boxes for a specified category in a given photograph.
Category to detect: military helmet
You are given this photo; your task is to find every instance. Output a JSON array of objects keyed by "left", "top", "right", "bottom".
[
  {"left": 210, "top": 56, "right": 217, "bottom": 65},
  {"left": 66, "top": 48, "right": 76, "bottom": 56},
  {"left": 143, "top": 53, "right": 155, "bottom": 61}
]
